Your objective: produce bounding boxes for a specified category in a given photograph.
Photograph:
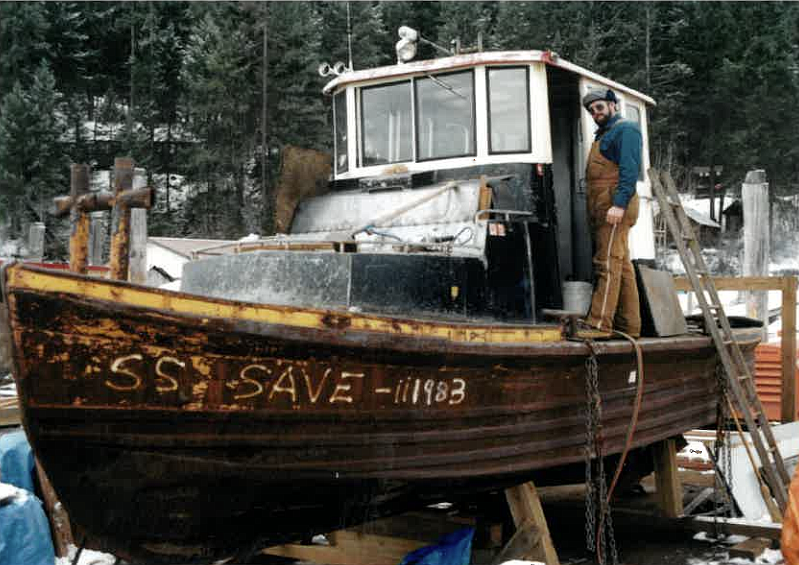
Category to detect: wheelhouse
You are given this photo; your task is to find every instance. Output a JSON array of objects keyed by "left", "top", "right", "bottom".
[
  {"left": 184, "top": 50, "right": 656, "bottom": 324},
  {"left": 324, "top": 51, "right": 655, "bottom": 271}
]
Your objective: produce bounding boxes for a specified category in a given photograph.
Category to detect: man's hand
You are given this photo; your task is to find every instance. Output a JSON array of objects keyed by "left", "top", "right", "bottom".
[{"left": 606, "top": 205, "right": 625, "bottom": 225}]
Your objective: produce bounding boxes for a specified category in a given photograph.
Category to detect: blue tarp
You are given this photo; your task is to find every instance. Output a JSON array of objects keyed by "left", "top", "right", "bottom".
[
  {"left": 0, "top": 431, "right": 56, "bottom": 565},
  {"left": 399, "top": 527, "right": 474, "bottom": 565},
  {"left": 0, "top": 489, "right": 56, "bottom": 565},
  {"left": 0, "top": 430, "right": 35, "bottom": 493}
]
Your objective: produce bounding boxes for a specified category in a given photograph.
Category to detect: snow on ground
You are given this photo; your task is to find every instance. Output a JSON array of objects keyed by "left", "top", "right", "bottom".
[
  {"left": 0, "top": 238, "right": 24, "bottom": 259},
  {"left": 54, "top": 545, "right": 116, "bottom": 565},
  {"left": 0, "top": 481, "right": 28, "bottom": 503},
  {"left": 675, "top": 254, "right": 799, "bottom": 344},
  {"left": 689, "top": 533, "right": 784, "bottom": 564},
  {"left": 679, "top": 440, "right": 712, "bottom": 465}
]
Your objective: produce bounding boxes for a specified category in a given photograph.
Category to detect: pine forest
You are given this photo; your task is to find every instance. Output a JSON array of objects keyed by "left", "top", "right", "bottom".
[{"left": 1, "top": 1, "right": 799, "bottom": 260}]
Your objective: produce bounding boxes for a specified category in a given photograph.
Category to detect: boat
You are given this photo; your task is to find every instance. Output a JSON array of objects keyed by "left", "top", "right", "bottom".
[{"left": 1, "top": 31, "right": 760, "bottom": 563}]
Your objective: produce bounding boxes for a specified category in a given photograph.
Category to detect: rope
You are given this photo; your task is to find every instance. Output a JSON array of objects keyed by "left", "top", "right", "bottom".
[
  {"left": 597, "top": 223, "right": 618, "bottom": 331},
  {"left": 606, "top": 328, "right": 645, "bottom": 503}
]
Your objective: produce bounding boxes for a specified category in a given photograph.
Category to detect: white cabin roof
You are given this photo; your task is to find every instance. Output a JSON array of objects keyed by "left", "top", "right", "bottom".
[{"left": 323, "top": 50, "right": 656, "bottom": 106}]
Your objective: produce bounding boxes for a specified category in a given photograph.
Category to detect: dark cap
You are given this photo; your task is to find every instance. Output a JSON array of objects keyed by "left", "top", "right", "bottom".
[{"left": 582, "top": 89, "right": 619, "bottom": 110}]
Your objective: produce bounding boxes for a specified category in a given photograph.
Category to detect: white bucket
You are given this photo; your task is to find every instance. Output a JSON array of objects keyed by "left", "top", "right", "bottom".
[{"left": 562, "top": 281, "right": 593, "bottom": 315}]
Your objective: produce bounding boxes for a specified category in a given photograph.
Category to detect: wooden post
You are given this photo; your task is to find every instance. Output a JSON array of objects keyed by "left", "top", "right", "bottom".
[
  {"left": 54, "top": 159, "right": 152, "bottom": 277},
  {"left": 742, "top": 170, "right": 769, "bottom": 342},
  {"left": 54, "top": 165, "right": 113, "bottom": 273},
  {"left": 109, "top": 157, "right": 134, "bottom": 280},
  {"left": 27, "top": 222, "right": 45, "bottom": 262},
  {"left": 504, "top": 481, "right": 560, "bottom": 564},
  {"left": 68, "top": 164, "right": 91, "bottom": 273},
  {"left": 129, "top": 168, "right": 148, "bottom": 284},
  {"left": 782, "top": 276, "right": 797, "bottom": 422},
  {"left": 653, "top": 439, "right": 683, "bottom": 518},
  {"left": 107, "top": 158, "right": 153, "bottom": 281},
  {"left": 88, "top": 211, "right": 106, "bottom": 266}
]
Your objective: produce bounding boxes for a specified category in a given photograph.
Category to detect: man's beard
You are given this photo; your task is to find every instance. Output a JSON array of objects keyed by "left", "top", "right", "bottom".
[{"left": 594, "top": 113, "right": 609, "bottom": 126}]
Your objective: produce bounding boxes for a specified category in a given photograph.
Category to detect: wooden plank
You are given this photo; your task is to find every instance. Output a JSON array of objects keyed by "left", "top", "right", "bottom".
[
  {"left": 263, "top": 530, "right": 425, "bottom": 565},
  {"left": 690, "top": 516, "right": 781, "bottom": 540},
  {"left": 782, "top": 276, "right": 797, "bottom": 422},
  {"left": 653, "top": 439, "right": 683, "bottom": 518},
  {"left": 262, "top": 509, "right": 488, "bottom": 565},
  {"left": 0, "top": 405, "right": 20, "bottom": 427},
  {"left": 504, "top": 482, "right": 560, "bottom": 565},
  {"left": 729, "top": 537, "right": 772, "bottom": 560},
  {"left": 673, "top": 275, "right": 787, "bottom": 292},
  {"left": 490, "top": 518, "right": 541, "bottom": 565}
]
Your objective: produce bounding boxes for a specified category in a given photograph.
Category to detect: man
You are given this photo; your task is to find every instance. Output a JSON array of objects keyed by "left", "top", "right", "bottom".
[{"left": 580, "top": 88, "right": 642, "bottom": 338}]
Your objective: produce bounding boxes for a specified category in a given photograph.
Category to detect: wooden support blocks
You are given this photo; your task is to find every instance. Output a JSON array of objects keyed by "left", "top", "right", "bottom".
[
  {"left": 504, "top": 481, "right": 560, "bottom": 565},
  {"left": 729, "top": 537, "right": 772, "bottom": 560},
  {"left": 263, "top": 509, "right": 496, "bottom": 565},
  {"left": 653, "top": 438, "right": 684, "bottom": 518}
]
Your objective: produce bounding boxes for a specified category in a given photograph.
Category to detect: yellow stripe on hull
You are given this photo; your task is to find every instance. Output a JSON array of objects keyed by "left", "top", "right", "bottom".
[{"left": 6, "top": 265, "right": 562, "bottom": 344}]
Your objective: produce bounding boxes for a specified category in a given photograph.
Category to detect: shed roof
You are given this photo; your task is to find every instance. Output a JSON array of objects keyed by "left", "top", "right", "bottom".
[{"left": 683, "top": 208, "right": 721, "bottom": 229}]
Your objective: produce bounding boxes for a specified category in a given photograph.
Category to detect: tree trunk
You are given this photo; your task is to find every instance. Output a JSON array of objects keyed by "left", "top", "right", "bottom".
[{"left": 261, "top": 2, "right": 269, "bottom": 234}]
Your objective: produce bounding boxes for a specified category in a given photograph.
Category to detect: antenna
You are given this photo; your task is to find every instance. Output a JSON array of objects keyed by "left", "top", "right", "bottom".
[{"left": 346, "top": 2, "right": 353, "bottom": 71}]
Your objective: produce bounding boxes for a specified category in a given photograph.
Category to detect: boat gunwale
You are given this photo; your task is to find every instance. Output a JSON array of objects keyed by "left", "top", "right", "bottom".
[{"left": 4, "top": 262, "right": 761, "bottom": 359}]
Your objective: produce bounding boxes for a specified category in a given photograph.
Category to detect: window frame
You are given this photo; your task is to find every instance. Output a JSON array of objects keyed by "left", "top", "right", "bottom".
[
  {"left": 624, "top": 101, "right": 645, "bottom": 182},
  {"left": 358, "top": 79, "right": 414, "bottom": 168},
  {"left": 486, "top": 65, "right": 532, "bottom": 155},
  {"left": 333, "top": 90, "right": 348, "bottom": 174},
  {"left": 413, "top": 69, "right": 477, "bottom": 163}
]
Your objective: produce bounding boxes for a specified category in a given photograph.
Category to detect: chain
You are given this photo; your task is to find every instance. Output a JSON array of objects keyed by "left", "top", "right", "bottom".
[
  {"left": 584, "top": 349, "right": 599, "bottom": 552},
  {"left": 713, "top": 361, "right": 733, "bottom": 537},
  {"left": 583, "top": 343, "right": 618, "bottom": 564}
]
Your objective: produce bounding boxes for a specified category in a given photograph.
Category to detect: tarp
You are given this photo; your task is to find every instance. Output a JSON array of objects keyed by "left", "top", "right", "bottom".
[
  {"left": 783, "top": 463, "right": 799, "bottom": 564},
  {"left": 0, "top": 485, "right": 56, "bottom": 565},
  {"left": 399, "top": 527, "right": 474, "bottom": 565},
  {"left": 0, "top": 430, "right": 35, "bottom": 493}
]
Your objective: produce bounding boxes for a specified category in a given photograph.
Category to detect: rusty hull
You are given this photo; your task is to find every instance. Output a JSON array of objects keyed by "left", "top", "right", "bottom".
[{"left": 2, "top": 263, "right": 759, "bottom": 562}]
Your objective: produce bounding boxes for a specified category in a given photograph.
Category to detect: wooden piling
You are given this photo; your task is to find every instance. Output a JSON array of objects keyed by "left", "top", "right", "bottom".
[
  {"left": 109, "top": 157, "right": 134, "bottom": 280},
  {"left": 68, "top": 164, "right": 91, "bottom": 274},
  {"left": 27, "top": 222, "right": 45, "bottom": 262},
  {"left": 742, "top": 170, "right": 770, "bottom": 342},
  {"left": 129, "top": 169, "right": 148, "bottom": 284}
]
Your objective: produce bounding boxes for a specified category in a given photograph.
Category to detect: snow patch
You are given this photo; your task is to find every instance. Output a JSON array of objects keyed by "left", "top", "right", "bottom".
[
  {"left": 680, "top": 440, "right": 712, "bottom": 464},
  {"left": 55, "top": 544, "right": 116, "bottom": 565},
  {"left": 0, "top": 482, "right": 28, "bottom": 504}
]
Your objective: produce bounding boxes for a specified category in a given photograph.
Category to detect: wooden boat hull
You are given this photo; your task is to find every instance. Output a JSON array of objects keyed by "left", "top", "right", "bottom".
[{"left": 2, "top": 264, "right": 759, "bottom": 561}]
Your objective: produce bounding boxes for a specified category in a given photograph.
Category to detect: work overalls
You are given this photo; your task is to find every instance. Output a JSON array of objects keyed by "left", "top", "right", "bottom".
[{"left": 584, "top": 124, "right": 641, "bottom": 337}]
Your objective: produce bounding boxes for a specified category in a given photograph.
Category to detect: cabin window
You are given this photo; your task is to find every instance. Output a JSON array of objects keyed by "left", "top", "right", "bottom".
[
  {"left": 624, "top": 103, "right": 645, "bottom": 181},
  {"left": 334, "top": 91, "right": 348, "bottom": 173},
  {"left": 415, "top": 70, "right": 475, "bottom": 161},
  {"left": 487, "top": 67, "right": 531, "bottom": 154},
  {"left": 360, "top": 81, "right": 413, "bottom": 166}
]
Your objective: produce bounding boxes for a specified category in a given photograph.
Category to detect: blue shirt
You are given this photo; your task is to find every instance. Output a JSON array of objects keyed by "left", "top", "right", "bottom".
[{"left": 595, "top": 114, "right": 642, "bottom": 209}]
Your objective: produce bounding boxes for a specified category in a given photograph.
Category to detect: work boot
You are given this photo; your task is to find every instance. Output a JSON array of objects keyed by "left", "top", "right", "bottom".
[{"left": 573, "top": 327, "right": 613, "bottom": 340}]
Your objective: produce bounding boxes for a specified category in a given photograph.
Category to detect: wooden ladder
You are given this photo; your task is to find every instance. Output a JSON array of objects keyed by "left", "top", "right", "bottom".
[{"left": 649, "top": 168, "right": 790, "bottom": 513}]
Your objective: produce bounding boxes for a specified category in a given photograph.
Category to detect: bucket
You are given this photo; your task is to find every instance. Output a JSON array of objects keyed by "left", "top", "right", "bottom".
[{"left": 562, "top": 281, "right": 593, "bottom": 315}]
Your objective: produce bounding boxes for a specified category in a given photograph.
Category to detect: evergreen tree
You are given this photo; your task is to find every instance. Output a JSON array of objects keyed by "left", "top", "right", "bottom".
[
  {"left": 0, "top": 62, "right": 67, "bottom": 249},
  {"left": 0, "top": 2, "right": 51, "bottom": 102},
  {"left": 180, "top": 3, "right": 259, "bottom": 238}
]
